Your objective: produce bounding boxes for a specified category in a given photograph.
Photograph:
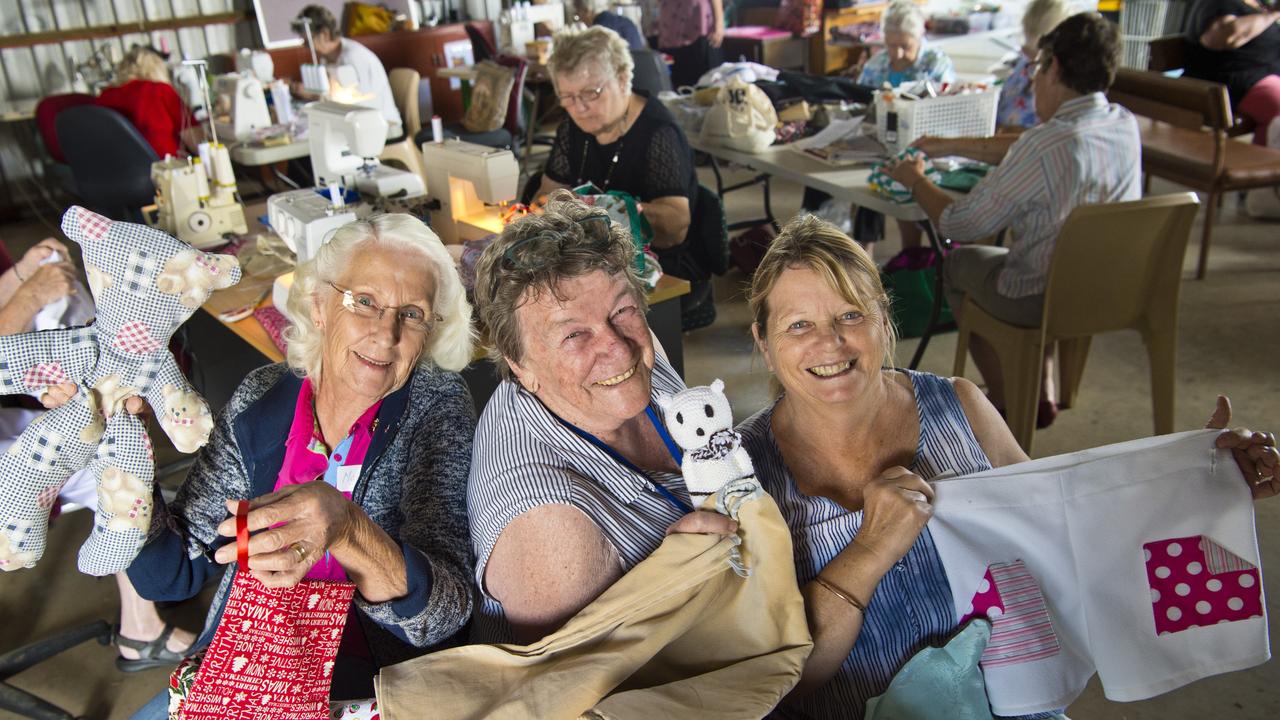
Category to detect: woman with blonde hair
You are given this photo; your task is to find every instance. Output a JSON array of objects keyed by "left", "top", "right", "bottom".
[
  {"left": 737, "top": 214, "right": 1278, "bottom": 719},
  {"left": 96, "top": 44, "right": 193, "bottom": 156}
]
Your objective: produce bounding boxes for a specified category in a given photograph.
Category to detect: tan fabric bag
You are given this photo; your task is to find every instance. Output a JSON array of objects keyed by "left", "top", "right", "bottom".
[
  {"left": 375, "top": 480, "right": 813, "bottom": 720},
  {"left": 461, "top": 60, "right": 514, "bottom": 134}
]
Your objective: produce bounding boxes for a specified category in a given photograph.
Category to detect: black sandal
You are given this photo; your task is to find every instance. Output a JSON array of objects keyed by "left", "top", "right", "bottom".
[{"left": 113, "top": 622, "right": 189, "bottom": 673}]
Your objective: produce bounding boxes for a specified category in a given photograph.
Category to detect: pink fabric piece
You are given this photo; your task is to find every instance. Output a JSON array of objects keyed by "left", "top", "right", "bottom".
[
  {"left": 1238, "top": 74, "right": 1280, "bottom": 146},
  {"left": 1144, "top": 535, "right": 1263, "bottom": 634},
  {"left": 959, "top": 566, "right": 1004, "bottom": 625},
  {"left": 275, "top": 377, "right": 381, "bottom": 582},
  {"left": 253, "top": 305, "right": 291, "bottom": 356},
  {"left": 959, "top": 560, "right": 1060, "bottom": 668},
  {"left": 723, "top": 26, "right": 791, "bottom": 40}
]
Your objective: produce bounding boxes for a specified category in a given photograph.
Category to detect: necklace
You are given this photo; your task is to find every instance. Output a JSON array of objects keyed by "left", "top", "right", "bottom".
[{"left": 576, "top": 100, "right": 631, "bottom": 191}]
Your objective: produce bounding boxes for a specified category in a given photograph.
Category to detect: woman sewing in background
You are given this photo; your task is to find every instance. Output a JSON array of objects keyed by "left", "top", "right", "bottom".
[
  {"left": 96, "top": 45, "right": 196, "bottom": 157},
  {"left": 995, "top": 0, "right": 1072, "bottom": 131},
  {"left": 856, "top": 0, "right": 955, "bottom": 90},
  {"left": 907, "top": 0, "right": 1073, "bottom": 175},
  {"left": 537, "top": 26, "right": 717, "bottom": 330},
  {"left": 804, "top": 0, "right": 957, "bottom": 255}
]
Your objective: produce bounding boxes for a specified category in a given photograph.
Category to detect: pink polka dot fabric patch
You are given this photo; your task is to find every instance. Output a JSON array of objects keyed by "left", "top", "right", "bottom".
[
  {"left": 959, "top": 560, "right": 1061, "bottom": 668},
  {"left": 1144, "top": 535, "right": 1263, "bottom": 635}
]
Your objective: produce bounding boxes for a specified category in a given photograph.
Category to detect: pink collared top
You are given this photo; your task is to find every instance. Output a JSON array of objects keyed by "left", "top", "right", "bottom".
[{"left": 275, "top": 377, "right": 382, "bottom": 582}]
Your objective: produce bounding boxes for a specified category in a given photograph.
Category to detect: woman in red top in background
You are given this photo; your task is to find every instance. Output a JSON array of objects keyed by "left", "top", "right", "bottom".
[{"left": 96, "top": 45, "right": 195, "bottom": 157}]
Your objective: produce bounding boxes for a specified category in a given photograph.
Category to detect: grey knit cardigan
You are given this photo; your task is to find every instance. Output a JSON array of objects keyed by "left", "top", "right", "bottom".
[{"left": 126, "top": 363, "right": 476, "bottom": 666}]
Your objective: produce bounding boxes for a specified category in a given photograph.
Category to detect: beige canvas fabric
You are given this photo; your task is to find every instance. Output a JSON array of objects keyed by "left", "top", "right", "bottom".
[
  {"left": 460, "top": 60, "right": 514, "bottom": 133},
  {"left": 375, "top": 481, "right": 813, "bottom": 719}
]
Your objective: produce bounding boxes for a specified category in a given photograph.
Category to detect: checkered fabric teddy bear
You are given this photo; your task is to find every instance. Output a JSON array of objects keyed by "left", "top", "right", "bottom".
[
  {"left": 657, "top": 379, "right": 757, "bottom": 508},
  {"left": 0, "top": 206, "right": 240, "bottom": 576}
]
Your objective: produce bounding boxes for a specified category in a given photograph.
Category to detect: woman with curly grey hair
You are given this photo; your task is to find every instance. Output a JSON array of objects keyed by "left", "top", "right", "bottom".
[
  {"left": 124, "top": 214, "right": 478, "bottom": 716},
  {"left": 466, "top": 192, "right": 735, "bottom": 644}
]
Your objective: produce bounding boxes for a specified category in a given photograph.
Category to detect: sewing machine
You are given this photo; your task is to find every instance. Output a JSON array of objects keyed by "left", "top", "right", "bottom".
[
  {"left": 148, "top": 144, "right": 248, "bottom": 249},
  {"left": 268, "top": 187, "right": 359, "bottom": 266},
  {"left": 234, "top": 49, "right": 274, "bottom": 84},
  {"left": 499, "top": 1, "right": 566, "bottom": 54},
  {"left": 422, "top": 139, "right": 519, "bottom": 244},
  {"left": 307, "top": 101, "right": 425, "bottom": 199},
  {"left": 213, "top": 72, "right": 273, "bottom": 141}
]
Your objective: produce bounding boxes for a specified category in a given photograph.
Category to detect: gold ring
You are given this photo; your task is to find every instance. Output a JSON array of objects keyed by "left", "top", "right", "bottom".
[{"left": 290, "top": 542, "right": 307, "bottom": 563}]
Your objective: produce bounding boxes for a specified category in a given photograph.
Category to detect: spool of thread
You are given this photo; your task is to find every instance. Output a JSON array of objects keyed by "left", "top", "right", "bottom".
[
  {"left": 196, "top": 142, "right": 213, "bottom": 178},
  {"left": 431, "top": 115, "right": 443, "bottom": 143},
  {"left": 212, "top": 144, "right": 236, "bottom": 188}
]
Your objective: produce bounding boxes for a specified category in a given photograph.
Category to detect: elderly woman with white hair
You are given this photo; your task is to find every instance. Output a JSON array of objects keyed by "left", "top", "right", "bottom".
[
  {"left": 538, "top": 26, "right": 717, "bottom": 330},
  {"left": 122, "top": 214, "right": 478, "bottom": 714},
  {"left": 856, "top": 0, "right": 955, "bottom": 89}
]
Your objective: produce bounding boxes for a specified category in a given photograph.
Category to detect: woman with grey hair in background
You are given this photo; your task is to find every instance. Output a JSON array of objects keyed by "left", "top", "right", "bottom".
[
  {"left": 121, "top": 214, "right": 478, "bottom": 717},
  {"left": 573, "top": 0, "right": 645, "bottom": 49},
  {"left": 536, "top": 26, "right": 718, "bottom": 330}
]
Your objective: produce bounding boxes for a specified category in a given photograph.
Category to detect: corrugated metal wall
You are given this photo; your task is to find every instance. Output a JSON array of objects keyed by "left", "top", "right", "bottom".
[{"left": 0, "top": 0, "right": 257, "bottom": 214}]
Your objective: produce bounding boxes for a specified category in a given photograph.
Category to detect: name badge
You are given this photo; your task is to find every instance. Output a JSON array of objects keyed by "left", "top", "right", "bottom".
[{"left": 335, "top": 465, "right": 361, "bottom": 494}]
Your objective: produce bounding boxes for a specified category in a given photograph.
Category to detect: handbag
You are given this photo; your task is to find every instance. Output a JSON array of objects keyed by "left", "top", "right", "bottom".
[
  {"left": 170, "top": 501, "right": 356, "bottom": 720},
  {"left": 461, "top": 61, "right": 514, "bottom": 134},
  {"left": 700, "top": 76, "right": 778, "bottom": 154},
  {"left": 880, "top": 246, "right": 953, "bottom": 339},
  {"left": 573, "top": 186, "right": 660, "bottom": 285}
]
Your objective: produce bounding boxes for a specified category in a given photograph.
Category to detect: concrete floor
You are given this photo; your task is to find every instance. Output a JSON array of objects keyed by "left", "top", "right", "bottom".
[{"left": 0, "top": 167, "right": 1276, "bottom": 718}]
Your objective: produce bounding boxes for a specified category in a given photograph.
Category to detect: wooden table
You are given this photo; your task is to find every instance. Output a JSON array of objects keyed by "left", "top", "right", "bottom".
[{"left": 192, "top": 264, "right": 690, "bottom": 413}]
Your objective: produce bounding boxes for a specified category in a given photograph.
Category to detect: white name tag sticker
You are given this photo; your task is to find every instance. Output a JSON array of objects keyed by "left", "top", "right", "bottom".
[{"left": 335, "top": 465, "right": 361, "bottom": 494}]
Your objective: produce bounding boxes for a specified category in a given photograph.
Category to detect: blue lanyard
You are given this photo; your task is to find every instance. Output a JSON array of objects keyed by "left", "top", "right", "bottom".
[{"left": 555, "top": 406, "right": 694, "bottom": 514}]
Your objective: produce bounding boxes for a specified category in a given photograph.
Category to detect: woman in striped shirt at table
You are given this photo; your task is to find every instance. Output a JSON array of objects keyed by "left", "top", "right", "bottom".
[{"left": 736, "top": 215, "right": 1278, "bottom": 719}]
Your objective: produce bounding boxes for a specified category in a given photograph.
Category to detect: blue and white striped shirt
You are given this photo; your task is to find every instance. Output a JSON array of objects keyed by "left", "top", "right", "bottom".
[
  {"left": 467, "top": 352, "right": 691, "bottom": 643},
  {"left": 939, "top": 92, "right": 1142, "bottom": 298},
  {"left": 738, "top": 370, "right": 993, "bottom": 720}
]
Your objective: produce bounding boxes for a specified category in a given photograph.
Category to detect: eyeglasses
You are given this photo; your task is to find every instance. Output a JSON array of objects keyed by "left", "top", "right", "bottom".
[
  {"left": 1029, "top": 53, "right": 1052, "bottom": 79},
  {"left": 499, "top": 213, "right": 613, "bottom": 268},
  {"left": 556, "top": 85, "right": 607, "bottom": 108},
  {"left": 327, "top": 281, "right": 440, "bottom": 334}
]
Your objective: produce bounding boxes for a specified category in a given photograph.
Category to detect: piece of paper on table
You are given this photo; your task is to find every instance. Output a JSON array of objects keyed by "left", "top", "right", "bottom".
[{"left": 790, "top": 117, "right": 887, "bottom": 165}]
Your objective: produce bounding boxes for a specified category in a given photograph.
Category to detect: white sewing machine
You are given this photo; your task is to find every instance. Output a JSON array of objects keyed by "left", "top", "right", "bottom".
[
  {"left": 213, "top": 72, "right": 273, "bottom": 141},
  {"left": 234, "top": 49, "right": 274, "bottom": 84},
  {"left": 307, "top": 101, "right": 424, "bottom": 199},
  {"left": 422, "top": 139, "right": 519, "bottom": 244},
  {"left": 268, "top": 187, "right": 359, "bottom": 267},
  {"left": 499, "top": 2, "right": 565, "bottom": 54},
  {"left": 148, "top": 144, "right": 248, "bottom": 249}
]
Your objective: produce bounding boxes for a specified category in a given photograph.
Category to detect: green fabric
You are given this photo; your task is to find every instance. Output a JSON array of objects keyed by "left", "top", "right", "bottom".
[
  {"left": 881, "top": 266, "right": 953, "bottom": 339},
  {"left": 864, "top": 620, "right": 995, "bottom": 720},
  {"left": 937, "top": 165, "right": 991, "bottom": 192}
]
